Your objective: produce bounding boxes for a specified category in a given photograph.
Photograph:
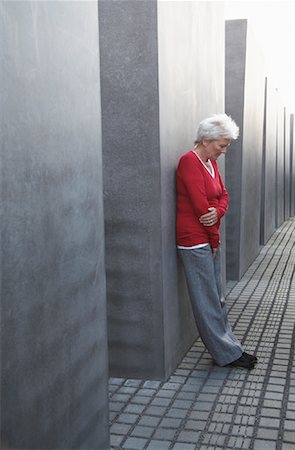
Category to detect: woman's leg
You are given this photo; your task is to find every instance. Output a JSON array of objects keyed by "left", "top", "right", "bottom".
[
  {"left": 179, "top": 245, "right": 243, "bottom": 366},
  {"left": 213, "top": 249, "right": 243, "bottom": 347}
]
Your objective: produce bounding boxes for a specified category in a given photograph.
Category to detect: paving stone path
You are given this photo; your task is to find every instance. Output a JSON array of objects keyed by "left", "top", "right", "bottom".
[{"left": 109, "top": 218, "right": 295, "bottom": 450}]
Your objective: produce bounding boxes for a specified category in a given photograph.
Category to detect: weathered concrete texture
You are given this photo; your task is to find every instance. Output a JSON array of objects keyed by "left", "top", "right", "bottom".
[
  {"left": 99, "top": 0, "right": 226, "bottom": 379},
  {"left": 260, "top": 77, "right": 278, "bottom": 244},
  {"left": 291, "top": 115, "right": 295, "bottom": 216},
  {"left": 158, "top": 1, "right": 225, "bottom": 377},
  {"left": 284, "top": 107, "right": 291, "bottom": 220},
  {"left": 225, "top": 19, "right": 264, "bottom": 280},
  {"left": 276, "top": 103, "right": 285, "bottom": 227},
  {"left": 99, "top": 0, "right": 164, "bottom": 380},
  {"left": 1, "top": 2, "right": 109, "bottom": 449}
]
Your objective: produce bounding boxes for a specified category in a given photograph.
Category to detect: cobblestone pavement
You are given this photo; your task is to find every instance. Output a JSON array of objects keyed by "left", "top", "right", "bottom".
[{"left": 109, "top": 218, "right": 295, "bottom": 450}]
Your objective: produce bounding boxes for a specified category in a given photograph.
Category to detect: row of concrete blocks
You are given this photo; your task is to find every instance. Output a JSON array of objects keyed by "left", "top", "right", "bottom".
[{"left": 2, "top": 2, "right": 295, "bottom": 449}]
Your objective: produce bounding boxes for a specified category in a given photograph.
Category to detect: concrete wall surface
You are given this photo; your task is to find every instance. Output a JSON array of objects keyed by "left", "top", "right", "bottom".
[
  {"left": 100, "top": 0, "right": 226, "bottom": 379},
  {"left": 225, "top": 19, "right": 246, "bottom": 280},
  {"left": 284, "top": 107, "right": 291, "bottom": 220},
  {"left": 239, "top": 21, "right": 264, "bottom": 277},
  {"left": 291, "top": 115, "right": 295, "bottom": 216},
  {"left": 276, "top": 102, "right": 285, "bottom": 227},
  {"left": 99, "top": 0, "right": 165, "bottom": 380},
  {"left": 260, "top": 77, "right": 278, "bottom": 245},
  {"left": 225, "top": 19, "right": 264, "bottom": 280},
  {"left": 157, "top": 0, "right": 225, "bottom": 376},
  {"left": 1, "top": 2, "right": 109, "bottom": 449}
]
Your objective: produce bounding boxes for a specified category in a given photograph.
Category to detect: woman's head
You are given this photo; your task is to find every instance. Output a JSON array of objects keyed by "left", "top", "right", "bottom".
[{"left": 195, "top": 113, "right": 239, "bottom": 144}]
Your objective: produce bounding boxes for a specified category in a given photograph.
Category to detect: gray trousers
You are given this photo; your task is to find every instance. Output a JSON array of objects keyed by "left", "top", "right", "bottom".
[{"left": 178, "top": 245, "right": 243, "bottom": 366}]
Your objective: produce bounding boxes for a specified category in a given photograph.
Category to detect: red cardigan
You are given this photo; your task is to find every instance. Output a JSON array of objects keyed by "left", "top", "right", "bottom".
[{"left": 176, "top": 150, "right": 228, "bottom": 248}]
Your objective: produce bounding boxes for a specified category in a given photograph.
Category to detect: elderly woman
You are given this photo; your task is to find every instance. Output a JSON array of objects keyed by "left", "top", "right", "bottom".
[{"left": 176, "top": 114, "right": 257, "bottom": 369}]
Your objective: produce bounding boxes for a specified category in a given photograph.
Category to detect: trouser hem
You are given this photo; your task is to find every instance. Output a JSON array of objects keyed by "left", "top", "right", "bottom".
[{"left": 216, "top": 348, "right": 244, "bottom": 367}]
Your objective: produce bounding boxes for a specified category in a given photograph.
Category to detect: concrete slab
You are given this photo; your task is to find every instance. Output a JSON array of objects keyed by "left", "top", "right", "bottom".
[
  {"left": 1, "top": 2, "right": 109, "bottom": 448},
  {"left": 290, "top": 115, "right": 295, "bottom": 216},
  {"left": 284, "top": 107, "right": 291, "bottom": 220},
  {"left": 260, "top": 77, "right": 278, "bottom": 245},
  {"left": 225, "top": 19, "right": 265, "bottom": 280},
  {"left": 276, "top": 102, "right": 285, "bottom": 227},
  {"left": 99, "top": 0, "right": 225, "bottom": 379}
]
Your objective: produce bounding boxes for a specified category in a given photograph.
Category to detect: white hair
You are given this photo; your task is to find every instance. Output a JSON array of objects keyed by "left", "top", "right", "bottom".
[{"left": 195, "top": 113, "right": 239, "bottom": 143}]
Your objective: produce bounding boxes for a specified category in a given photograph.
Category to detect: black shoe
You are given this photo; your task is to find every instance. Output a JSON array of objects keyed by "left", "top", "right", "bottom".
[
  {"left": 242, "top": 352, "right": 258, "bottom": 364},
  {"left": 227, "top": 354, "right": 255, "bottom": 370}
]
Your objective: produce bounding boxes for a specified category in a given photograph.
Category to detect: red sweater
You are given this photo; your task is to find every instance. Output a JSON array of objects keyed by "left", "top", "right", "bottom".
[{"left": 176, "top": 150, "right": 228, "bottom": 248}]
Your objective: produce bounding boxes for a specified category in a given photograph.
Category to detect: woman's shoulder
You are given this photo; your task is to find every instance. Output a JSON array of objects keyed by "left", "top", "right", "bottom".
[
  {"left": 179, "top": 150, "right": 194, "bottom": 160},
  {"left": 177, "top": 151, "right": 205, "bottom": 181},
  {"left": 178, "top": 150, "right": 199, "bottom": 166},
  {"left": 178, "top": 150, "right": 199, "bottom": 170}
]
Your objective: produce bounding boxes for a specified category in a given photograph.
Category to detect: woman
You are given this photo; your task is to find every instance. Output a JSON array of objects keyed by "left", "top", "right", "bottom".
[{"left": 176, "top": 114, "right": 257, "bottom": 369}]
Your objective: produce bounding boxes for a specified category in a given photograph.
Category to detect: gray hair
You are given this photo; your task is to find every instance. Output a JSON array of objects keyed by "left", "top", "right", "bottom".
[{"left": 195, "top": 113, "right": 239, "bottom": 143}]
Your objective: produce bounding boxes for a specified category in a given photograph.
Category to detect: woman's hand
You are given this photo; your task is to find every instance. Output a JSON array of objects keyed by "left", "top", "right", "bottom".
[
  {"left": 212, "top": 246, "right": 219, "bottom": 258},
  {"left": 199, "top": 207, "right": 218, "bottom": 226}
]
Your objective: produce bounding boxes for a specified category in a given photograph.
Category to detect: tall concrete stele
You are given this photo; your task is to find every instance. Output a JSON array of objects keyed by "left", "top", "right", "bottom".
[
  {"left": 225, "top": 19, "right": 265, "bottom": 281},
  {"left": 291, "top": 115, "right": 295, "bottom": 217},
  {"left": 260, "top": 77, "right": 278, "bottom": 245},
  {"left": 99, "top": 0, "right": 225, "bottom": 380},
  {"left": 225, "top": 19, "right": 294, "bottom": 279},
  {"left": 1, "top": 2, "right": 109, "bottom": 449},
  {"left": 283, "top": 106, "right": 291, "bottom": 222},
  {"left": 276, "top": 100, "right": 286, "bottom": 228}
]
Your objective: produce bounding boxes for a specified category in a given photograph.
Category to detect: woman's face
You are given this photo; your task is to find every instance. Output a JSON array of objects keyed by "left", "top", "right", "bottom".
[{"left": 204, "top": 138, "right": 231, "bottom": 160}]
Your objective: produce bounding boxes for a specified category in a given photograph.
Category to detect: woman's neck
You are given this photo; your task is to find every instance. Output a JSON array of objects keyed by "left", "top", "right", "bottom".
[{"left": 193, "top": 144, "right": 209, "bottom": 163}]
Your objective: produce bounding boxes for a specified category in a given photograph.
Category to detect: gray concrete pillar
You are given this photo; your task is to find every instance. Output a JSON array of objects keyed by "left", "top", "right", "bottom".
[
  {"left": 276, "top": 103, "right": 285, "bottom": 227},
  {"left": 284, "top": 107, "right": 291, "bottom": 220},
  {"left": 1, "top": 2, "right": 109, "bottom": 449},
  {"left": 99, "top": 0, "right": 225, "bottom": 379},
  {"left": 290, "top": 114, "right": 295, "bottom": 217},
  {"left": 260, "top": 77, "right": 278, "bottom": 244},
  {"left": 225, "top": 19, "right": 265, "bottom": 280}
]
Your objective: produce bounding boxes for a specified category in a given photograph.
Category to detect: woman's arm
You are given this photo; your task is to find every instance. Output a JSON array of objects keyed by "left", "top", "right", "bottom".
[
  {"left": 199, "top": 207, "right": 218, "bottom": 226},
  {"left": 199, "top": 164, "right": 228, "bottom": 225},
  {"left": 216, "top": 170, "right": 229, "bottom": 219}
]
